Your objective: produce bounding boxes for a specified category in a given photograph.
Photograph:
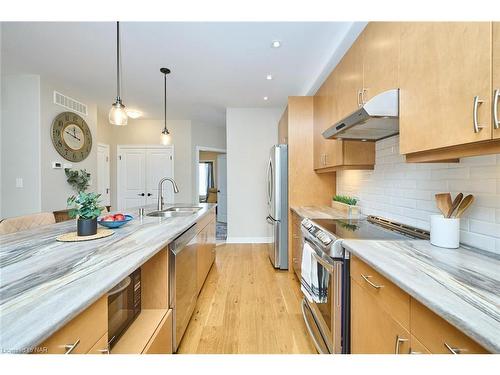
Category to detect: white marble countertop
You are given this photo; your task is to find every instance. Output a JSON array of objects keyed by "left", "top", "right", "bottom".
[
  {"left": 343, "top": 239, "right": 500, "bottom": 353},
  {"left": 0, "top": 203, "right": 216, "bottom": 353},
  {"left": 290, "top": 205, "right": 360, "bottom": 220}
]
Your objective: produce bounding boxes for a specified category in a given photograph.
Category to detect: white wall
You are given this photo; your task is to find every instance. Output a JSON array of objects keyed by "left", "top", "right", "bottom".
[
  {"left": 39, "top": 79, "right": 98, "bottom": 212},
  {"left": 226, "top": 107, "right": 282, "bottom": 243},
  {"left": 337, "top": 135, "right": 500, "bottom": 255},
  {"left": 1, "top": 75, "right": 41, "bottom": 217}
]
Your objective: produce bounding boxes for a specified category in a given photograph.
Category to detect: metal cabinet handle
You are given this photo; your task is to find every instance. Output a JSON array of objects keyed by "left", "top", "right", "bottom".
[
  {"left": 444, "top": 342, "right": 466, "bottom": 354},
  {"left": 97, "top": 346, "right": 110, "bottom": 354},
  {"left": 494, "top": 89, "right": 500, "bottom": 129},
  {"left": 361, "top": 88, "right": 368, "bottom": 105},
  {"left": 394, "top": 335, "right": 408, "bottom": 354},
  {"left": 409, "top": 350, "right": 422, "bottom": 354},
  {"left": 324, "top": 154, "right": 328, "bottom": 166},
  {"left": 63, "top": 339, "right": 80, "bottom": 354},
  {"left": 473, "top": 96, "right": 485, "bottom": 133},
  {"left": 361, "top": 274, "right": 384, "bottom": 289},
  {"left": 357, "top": 90, "right": 362, "bottom": 107}
]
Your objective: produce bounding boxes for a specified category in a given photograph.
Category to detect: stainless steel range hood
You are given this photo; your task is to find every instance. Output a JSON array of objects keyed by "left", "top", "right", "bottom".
[{"left": 322, "top": 89, "right": 399, "bottom": 141}]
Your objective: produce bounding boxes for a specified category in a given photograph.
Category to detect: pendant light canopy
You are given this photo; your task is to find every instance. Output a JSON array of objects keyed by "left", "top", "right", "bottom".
[
  {"left": 109, "top": 22, "right": 128, "bottom": 126},
  {"left": 160, "top": 67, "right": 172, "bottom": 145}
]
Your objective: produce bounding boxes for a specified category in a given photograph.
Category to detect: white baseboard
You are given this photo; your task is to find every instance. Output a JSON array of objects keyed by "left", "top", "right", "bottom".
[{"left": 225, "top": 237, "right": 272, "bottom": 244}]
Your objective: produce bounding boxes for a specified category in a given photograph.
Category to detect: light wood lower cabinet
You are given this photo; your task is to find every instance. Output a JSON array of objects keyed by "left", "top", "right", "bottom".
[
  {"left": 291, "top": 211, "right": 302, "bottom": 279},
  {"left": 40, "top": 296, "right": 107, "bottom": 354},
  {"left": 410, "top": 299, "right": 488, "bottom": 354},
  {"left": 143, "top": 309, "right": 173, "bottom": 354},
  {"left": 351, "top": 279, "right": 410, "bottom": 354},
  {"left": 351, "top": 256, "right": 489, "bottom": 354},
  {"left": 197, "top": 217, "right": 216, "bottom": 294}
]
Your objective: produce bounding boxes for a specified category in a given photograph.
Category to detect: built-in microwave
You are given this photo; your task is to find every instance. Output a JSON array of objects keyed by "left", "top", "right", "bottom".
[{"left": 108, "top": 268, "right": 141, "bottom": 348}]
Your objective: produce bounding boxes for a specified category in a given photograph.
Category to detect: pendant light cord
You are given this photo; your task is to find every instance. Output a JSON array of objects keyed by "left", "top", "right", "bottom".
[
  {"left": 116, "top": 21, "right": 121, "bottom": 100},
  {"left": 164, "top": 71, "right": 167, "bottom": 132}
]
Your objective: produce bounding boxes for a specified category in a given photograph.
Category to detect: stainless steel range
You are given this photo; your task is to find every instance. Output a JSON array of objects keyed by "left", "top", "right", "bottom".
[{"left": 300, "top": 215, "right": 428, "bottom": 354}]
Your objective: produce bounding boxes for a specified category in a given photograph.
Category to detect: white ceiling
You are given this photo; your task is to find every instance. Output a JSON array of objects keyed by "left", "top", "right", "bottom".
[{"left": 1, "top": 22, "right": 364, "bottom": 127}]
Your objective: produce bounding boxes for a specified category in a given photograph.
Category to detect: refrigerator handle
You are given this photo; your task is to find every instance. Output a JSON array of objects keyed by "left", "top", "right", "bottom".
[
  {"left": 266, "top": 215, "right": 278, "bottom": 224},
  {"left": 266, "top": 158, "right": 273, "bottom": 205}
]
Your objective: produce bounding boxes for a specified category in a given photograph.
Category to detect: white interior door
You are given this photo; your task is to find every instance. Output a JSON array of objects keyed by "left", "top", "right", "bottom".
[
  {"left": 217, "top": 154, "right": 227, "bottom": 223},
  {"left": 146, "top": 148, "right": 174, "bottom": 206},
  {"left": 118, "top": 149, "right": 147, "bottom": 210},
  {"left": 97, "top": 144, "right": 110, "bottom": 206}
]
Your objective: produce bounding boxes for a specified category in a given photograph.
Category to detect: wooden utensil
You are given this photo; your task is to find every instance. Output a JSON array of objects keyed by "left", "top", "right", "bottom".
[
  {"left": 447, "top": 193, "right": 463, "bottom": 218},
  {"left": 435, "top": 193, "right": 452, "bottom": 217},
  {"left": 455, "top": 194, "right": 474, "bottom": 218}
]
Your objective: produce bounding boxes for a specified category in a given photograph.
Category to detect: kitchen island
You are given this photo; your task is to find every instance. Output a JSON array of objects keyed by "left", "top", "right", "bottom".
[{"left": 0, "top": 203, "right": 216, "bottom": 354}]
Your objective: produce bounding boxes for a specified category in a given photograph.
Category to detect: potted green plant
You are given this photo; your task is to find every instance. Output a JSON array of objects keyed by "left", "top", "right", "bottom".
[
  {"left": 67, "top": 192, "right": 104, "bottom": 236},
  {"left": 65, "top": 168, "right": 91, "bottom": 193},
  {"left": 331, "top": 194, "right": 360, "bottom": 218}
]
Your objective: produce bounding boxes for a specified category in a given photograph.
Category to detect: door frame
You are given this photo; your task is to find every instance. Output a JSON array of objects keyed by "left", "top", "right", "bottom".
[
  {"left": 97, "top": 143, "right": 111, "bottom": 206},
  {"left": 116, "top": 144, "right": 175, "bottom": 211},
  {"left": 193, "top": 146, "right": 226, "bottom": 203}
]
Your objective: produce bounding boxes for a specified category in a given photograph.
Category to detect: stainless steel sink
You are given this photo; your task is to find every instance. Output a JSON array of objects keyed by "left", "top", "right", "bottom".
[
  {"left": 164, "top": 206, "right": 202, "bottom": 213},
  {"left": 146, "top": 210, "right": 193, "bottom": 218}
]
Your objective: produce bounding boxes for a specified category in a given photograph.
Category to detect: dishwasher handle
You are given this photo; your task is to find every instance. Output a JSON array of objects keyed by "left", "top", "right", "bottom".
[{"left": 169, "top": 224, "right": 198, "bottom": 255}]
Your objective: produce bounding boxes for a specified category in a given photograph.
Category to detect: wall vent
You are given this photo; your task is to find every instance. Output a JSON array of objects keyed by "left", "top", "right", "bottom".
[{"left": 53, "top": 91, "right": 88, "bottom": 116}]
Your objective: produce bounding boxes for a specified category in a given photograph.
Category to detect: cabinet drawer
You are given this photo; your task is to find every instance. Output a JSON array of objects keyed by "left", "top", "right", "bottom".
[
  {"left": 87, "top": 332, "right": 109, "bottom": 354},
  {"left": 351, "top": 256, "right": 410, "bottom": 329},
  {"left": 143, "top": 309, "right": 173, "bottom": 354},
  {"left": 40, "top": 296, "right": 107, "bottom": 354},
  {"left": 196, "top": 210, "right": 215, "bottom": 233},
  {"left": 410, "top": 298, "right": 488, "bottom": 354},
  {"left": 351, "top": 279, "right": 410, "bottom": 354},
  {"left": 409, "top": 334, "right": 431, "bottom": 354}
]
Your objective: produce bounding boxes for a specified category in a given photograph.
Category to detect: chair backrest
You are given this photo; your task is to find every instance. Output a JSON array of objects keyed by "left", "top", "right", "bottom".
[
  {"left": 206, "top": 188, "right": 218, "bottom": 203},
  {"left": 0, "top": 212, "right": 56, "bottom": 235}
]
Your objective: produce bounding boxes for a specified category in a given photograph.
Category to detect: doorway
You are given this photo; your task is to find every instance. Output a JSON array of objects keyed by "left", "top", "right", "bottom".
[
  {"left": 195, "top": 146, "right": 227, "bottom": 241},
  {"left": 97, "top": 143, "right": 110, "bottom": 207}
]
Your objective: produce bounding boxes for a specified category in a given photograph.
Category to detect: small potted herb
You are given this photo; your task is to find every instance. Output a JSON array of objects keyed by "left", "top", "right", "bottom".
[
  {"left": 332, "top": 194, "right": 360, "bottom": 218},
  {"left": 67, "top": 192, "right": 104, "bottom": 236}
]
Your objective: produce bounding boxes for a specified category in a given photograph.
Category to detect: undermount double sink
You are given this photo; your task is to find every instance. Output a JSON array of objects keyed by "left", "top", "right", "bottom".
[{"left": 147, "top": 206, "right": 202, "bottom": 218}]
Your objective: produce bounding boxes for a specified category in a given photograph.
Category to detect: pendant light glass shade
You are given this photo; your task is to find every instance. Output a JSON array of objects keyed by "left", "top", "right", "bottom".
[
  {"left": 109, "top": 100, "right": 128, "bottom": 126},
  {"left": 160, "top": 128, "right": 171, "bottom": 145},
  {"left": 109, "top": 21, "right": 128, "bottom": 126},
  {"left": 160, "top": 68, "right": 171, "bottom": 144}
]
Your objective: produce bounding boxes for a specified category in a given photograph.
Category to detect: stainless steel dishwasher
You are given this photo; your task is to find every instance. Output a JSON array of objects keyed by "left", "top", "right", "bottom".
[{"left": 169, "top": 224, "right": 198, "bottom": 352}]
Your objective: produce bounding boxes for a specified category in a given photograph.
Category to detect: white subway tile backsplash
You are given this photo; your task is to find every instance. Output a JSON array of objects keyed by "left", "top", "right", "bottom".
[{"left": 337, "top": 135, "right": 500, "bottom": 254}]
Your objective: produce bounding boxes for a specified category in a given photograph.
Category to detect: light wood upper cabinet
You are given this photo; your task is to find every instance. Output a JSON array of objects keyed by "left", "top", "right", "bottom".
[
  {"left": 362, "top": 22, "right": 400, "bottom": 102},
  {"left": 278, "top": 107, "right": 289, "bottom": 144},
  {"left": 399, "top": 22, "right": 492, "bottom": 154},
  {"left": 333, "top": 35, "right": 364, "bottom": 120},
  {"left": 493, "top": 22, "right": 500, "bottom": 139}
]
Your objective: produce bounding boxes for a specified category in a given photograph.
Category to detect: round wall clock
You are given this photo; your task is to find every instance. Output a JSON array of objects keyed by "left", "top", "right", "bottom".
[{"left": 51, "top": 112, "right": 92, "bottom": 162}]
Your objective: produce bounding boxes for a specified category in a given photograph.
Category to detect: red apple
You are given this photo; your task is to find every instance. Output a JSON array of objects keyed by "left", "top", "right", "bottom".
[
  {"left": 114, "top": 213, "right": 125, "bottom": 221},
  {"left": 102, "top": 215, "right": 115, "bottom": 222}
]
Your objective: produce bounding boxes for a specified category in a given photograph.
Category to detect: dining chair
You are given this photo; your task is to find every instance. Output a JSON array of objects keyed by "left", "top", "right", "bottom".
[{"left": 0, "top": 212, "right": 56, "bottom": 235}]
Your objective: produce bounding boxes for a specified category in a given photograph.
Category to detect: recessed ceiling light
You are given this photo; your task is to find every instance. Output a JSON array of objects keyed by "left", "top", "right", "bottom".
[
  {"left": 126, "top": 109, "right": 142, "bottom": 119},
  {"left": 271, "top": 40, "right": 281, "bottom": 48},
  {"left": 263, "top": 96, "right": 269, "bottom": 101},
  {"left": 266, "top": 74, "right": 273, "bottom": 80}
]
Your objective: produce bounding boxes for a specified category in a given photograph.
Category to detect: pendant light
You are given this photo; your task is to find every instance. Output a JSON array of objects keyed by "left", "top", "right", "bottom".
[
  {"left": 109, "top": 21, "right": 128, "bottom": 126},
  {"left": 160, "top": 67, "right": 172, "bottom": 145}
]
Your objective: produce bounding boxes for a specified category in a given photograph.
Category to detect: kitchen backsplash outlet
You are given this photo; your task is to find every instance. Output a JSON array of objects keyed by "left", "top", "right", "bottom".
[{"left": 336, "top": 135, "right": 500, "bottom": 254}]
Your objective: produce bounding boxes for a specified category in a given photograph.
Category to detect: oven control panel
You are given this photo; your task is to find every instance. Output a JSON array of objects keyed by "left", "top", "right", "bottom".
[{"left": 301, "top": 218, "right": 333, "bottom": 246}]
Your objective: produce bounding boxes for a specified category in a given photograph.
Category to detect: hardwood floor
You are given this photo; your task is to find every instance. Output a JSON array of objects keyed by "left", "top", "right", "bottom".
[{"left": 177, "top": 243, "right": 317, "bottom": 354}]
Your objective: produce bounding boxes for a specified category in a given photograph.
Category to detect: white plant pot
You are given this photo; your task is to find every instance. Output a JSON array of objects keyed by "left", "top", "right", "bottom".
[{"left": 430, "top": 215, "right": 460, "bottom": 249}]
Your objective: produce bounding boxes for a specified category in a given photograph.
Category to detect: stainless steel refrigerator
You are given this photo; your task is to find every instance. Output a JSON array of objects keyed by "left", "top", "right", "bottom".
[{"left": 266, "top": 144, "right": 288, "bottom": 270}]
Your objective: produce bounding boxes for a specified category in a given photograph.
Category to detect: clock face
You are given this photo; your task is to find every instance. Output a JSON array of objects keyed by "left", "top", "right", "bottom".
[{"left": 51, "top": 112, "right": 92, "bottom": 162}]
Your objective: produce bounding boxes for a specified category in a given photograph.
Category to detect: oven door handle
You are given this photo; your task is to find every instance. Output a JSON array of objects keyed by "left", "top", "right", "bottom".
[
  {"left": 108, "top": 276, "right": 132, "bottom": 296},
  {"left": 301, "top": 299, "right": 328, "bottom": 354},
  {"left": 303, "top": 238, "right": 334, "bottom": 274}
]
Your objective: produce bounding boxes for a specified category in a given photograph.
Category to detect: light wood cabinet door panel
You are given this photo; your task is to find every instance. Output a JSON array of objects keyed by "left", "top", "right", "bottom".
[
  {"left": 333, "top": 36, "right": 364, "bottom": 122},
  {"left": 410, "top": 298, "right": 488, "bottom": 354},
  {"left": 197, "top": 218, "right": 216, "bottom": 294},
  {"left": 399, "top": 22, "right": 492, "bottom": 154},
  {"left": 350, "top": 255, "right": 410, "bottom": 329},
  {"left": 409, "top": 334, "right": 431, "bottom": 354},
  {"left": 143, "top": 309, "right": 173, "bottom": 354},
  {"left": 291, "top": 211, "right": 302, "bottom": 279},
  {"left": 493, "top": 22, "right": 500, "bottom": 139},
  {"left": 87, "top": 333, "right": 109, "bottom": 354},
  {"left": 362, "top": 22, "right": 400, "bottom": 102},
  {"left": 351, "top": 279, "right": 410, "bottom": 354},
  {"left": 40, "top": 296, "right": 107, "bottom": 354},
  {"left": 313, "top": 85, "right": 329, "bottom": 169}
]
